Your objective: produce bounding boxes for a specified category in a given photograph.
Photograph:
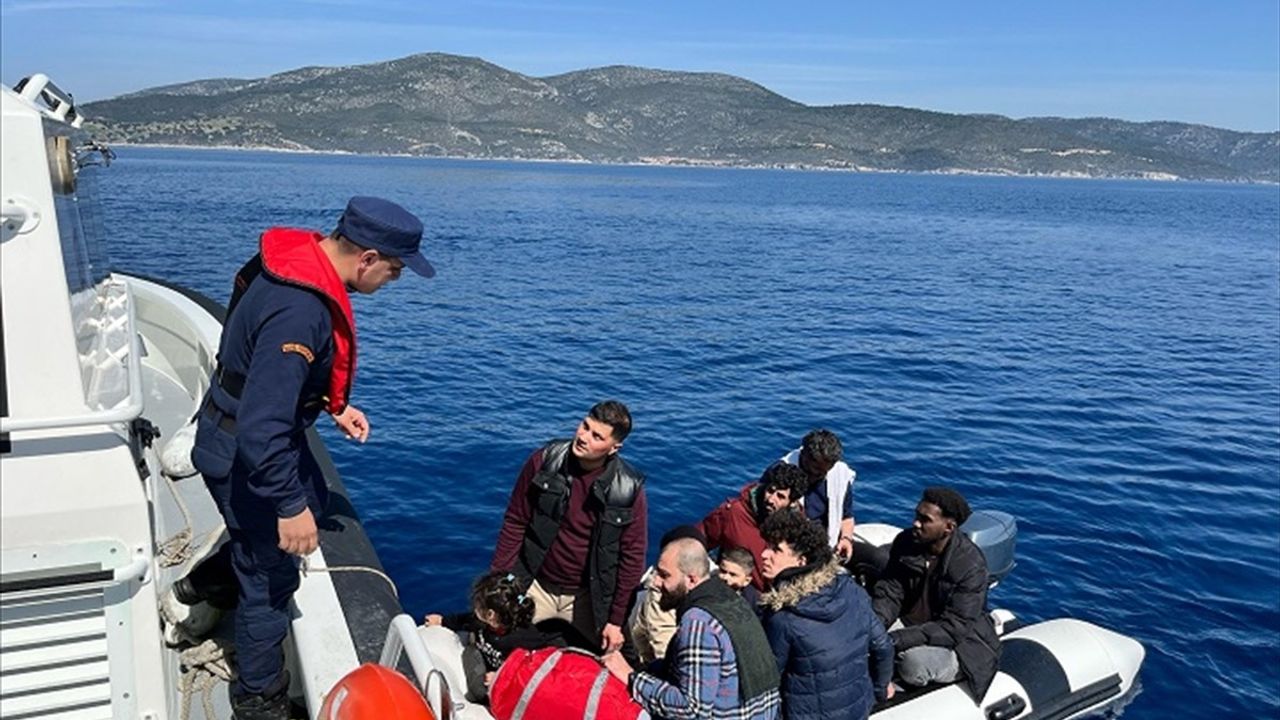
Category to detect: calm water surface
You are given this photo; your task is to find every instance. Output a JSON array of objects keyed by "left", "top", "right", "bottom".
[{"left": 102, "top": 148, "right": 1280, "bottom": 718}]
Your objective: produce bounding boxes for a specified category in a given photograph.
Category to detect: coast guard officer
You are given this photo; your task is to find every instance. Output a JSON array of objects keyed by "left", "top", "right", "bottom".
[{"left": 174, "top": 197, "right": 434, "bottom": 720}]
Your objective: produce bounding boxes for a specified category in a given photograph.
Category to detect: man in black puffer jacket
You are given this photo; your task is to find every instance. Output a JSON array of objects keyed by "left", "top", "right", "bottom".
[{"left": 872, "top": 487, "right": 1000, "bottom": 702}]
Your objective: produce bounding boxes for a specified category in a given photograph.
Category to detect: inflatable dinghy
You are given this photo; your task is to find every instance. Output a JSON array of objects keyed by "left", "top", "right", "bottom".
[
  {"left": 392, "top": 512, "right": 1143, "bottom": 720},
  {"left": 401, "top": 609, "right": 1143, "bottom": 720}
]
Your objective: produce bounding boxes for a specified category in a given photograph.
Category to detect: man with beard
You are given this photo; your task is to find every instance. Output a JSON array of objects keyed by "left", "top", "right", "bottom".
[
  {"left": 629, "top": 525, "right": 706, "bottom": 666},
  {"left": 603, "top": 538, "right": 781, "bottom": 720},
  {"left": 491, "top": 401, "right": 647, "bottom": 654},
  {"left": 627, "top": 464, "right": 806, "bottom": 665},
  {"left": 697, "top": 462, "right": 809, "bottom": 591},
  {"left": 872, "top": 487, "right": 1000, "bottom": 702}
]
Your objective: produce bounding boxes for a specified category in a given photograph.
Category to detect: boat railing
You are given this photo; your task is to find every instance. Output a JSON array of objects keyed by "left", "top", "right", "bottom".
[
  {"left": 12, "top": 73, "right": 83, "bottom": 127},
  {"left": 0, "top": 550, "right": 151, "bottom": 601},
  {"left": 379, "top": 613, "right": 455, "bottom": 719},
  {"left": 0, "top": 277, "right": 145, "bottom": 433}
]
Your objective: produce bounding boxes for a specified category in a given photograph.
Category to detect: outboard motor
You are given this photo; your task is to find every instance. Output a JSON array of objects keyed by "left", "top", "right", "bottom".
[{"left": 961, "top": 510, "right": 1017, "bottom": 586}]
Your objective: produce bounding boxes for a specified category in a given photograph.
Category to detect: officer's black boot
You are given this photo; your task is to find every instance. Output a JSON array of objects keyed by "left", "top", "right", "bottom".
[
  {"left": 161, "top": 576, "right": 229, "bottom": 644},
  {"left": 173, "top": 573, "right": 239, "bottom": 609},
  {"left": 171, "top": 576, "right": 204, "bottom": 605},
  {"left": 176, "top": 545, "right": 240, "bottom": 609},
  {"left": 231, "top": 670, "right": 291, "bottom": 720}
]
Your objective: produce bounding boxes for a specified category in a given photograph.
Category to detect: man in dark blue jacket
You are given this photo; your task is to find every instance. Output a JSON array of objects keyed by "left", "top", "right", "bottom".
[
  {"left": 173, "top": 196, "right": 435, "bottom": 720},
  {"left": 759, "top": 510, "right": 894, "bottom": 720}
]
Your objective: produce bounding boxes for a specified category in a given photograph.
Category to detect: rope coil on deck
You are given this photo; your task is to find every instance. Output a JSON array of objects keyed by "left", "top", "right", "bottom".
[{"left": 177, "top": 638, "right": 235, "bottom": 720}]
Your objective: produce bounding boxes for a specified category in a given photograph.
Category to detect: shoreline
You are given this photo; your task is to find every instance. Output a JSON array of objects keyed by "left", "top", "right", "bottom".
[{"left": 107, "top": 142, "right": 1278, "bottom": 185}]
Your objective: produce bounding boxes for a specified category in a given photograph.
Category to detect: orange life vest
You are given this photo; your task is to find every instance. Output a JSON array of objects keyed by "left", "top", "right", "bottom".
[{"left": 235, "top": 227, "right": 357, "bottom": 415}]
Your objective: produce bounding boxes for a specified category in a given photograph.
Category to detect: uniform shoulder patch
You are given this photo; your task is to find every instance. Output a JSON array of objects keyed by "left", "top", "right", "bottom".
[{"left": 281, "top": 342, "right": 316, "bottom": 363}]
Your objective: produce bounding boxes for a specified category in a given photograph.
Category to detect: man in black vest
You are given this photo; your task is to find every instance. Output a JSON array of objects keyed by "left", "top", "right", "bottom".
[{"left": 490, "top": 400, "right": 647, "bottom": 654}]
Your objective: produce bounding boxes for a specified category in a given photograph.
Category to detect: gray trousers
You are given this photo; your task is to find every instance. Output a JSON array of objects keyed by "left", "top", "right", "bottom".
[
  {"left": 897, "top": 646, "right": 960, "bottom": 687},
  {"left": 888, "top": 620, "right": 960, "bottom": 687}
]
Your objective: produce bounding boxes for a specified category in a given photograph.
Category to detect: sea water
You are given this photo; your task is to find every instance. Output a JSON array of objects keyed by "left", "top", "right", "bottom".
[{"left": 102, "top": 147, "right": 1280, "bottom": 717}]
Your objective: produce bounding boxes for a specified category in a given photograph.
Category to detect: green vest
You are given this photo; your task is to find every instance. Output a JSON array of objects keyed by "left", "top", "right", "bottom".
[{"left": 679, "top": 576, "right": 780, "bottom": 701}]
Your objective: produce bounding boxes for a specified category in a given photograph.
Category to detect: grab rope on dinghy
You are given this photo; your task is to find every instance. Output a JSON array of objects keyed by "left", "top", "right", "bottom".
[{"left": 301, "top": 555, "right": 401, "bottom": 599}]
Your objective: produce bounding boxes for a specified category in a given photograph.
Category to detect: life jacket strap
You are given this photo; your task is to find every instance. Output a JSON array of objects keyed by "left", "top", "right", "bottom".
[
  {"left": 216, "top": 366, "right": 247, "bottom": 399},
  {"left": 213, "top": 366, "right": 325, "bottom": 415}
]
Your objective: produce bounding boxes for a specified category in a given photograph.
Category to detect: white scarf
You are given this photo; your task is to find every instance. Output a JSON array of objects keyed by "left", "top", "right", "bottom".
[{"left": 781, "top": 449, "right": 855, "bottom": 547}]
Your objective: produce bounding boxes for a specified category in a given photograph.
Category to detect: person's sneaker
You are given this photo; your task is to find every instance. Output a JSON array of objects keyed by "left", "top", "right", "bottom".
[{"left": 232, "top": 672, "right": 291, "bottom": 720}]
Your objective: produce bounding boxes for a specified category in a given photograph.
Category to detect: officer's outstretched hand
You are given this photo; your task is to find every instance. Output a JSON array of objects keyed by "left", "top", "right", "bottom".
[
  {"left": 279, "top": 508, "right": 319, "bottom": 556},
  {"left": 332, "top": 405, "right": 370, "bottom": 443}
]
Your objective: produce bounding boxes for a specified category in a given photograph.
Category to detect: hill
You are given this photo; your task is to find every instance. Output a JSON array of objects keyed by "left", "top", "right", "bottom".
[{"left": 82, "top": 52, "right": 1280, "bottom": 182}]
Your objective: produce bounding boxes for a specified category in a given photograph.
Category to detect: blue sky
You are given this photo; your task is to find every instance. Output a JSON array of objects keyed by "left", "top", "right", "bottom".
[{"left": 2, "top": 0, "right": 1277, "bottom": 132}]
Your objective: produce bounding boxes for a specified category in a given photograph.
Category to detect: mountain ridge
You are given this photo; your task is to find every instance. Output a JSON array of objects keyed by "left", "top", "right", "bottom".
[{"left": 81, "top": 52, "right": 1280, "bottom": 182}]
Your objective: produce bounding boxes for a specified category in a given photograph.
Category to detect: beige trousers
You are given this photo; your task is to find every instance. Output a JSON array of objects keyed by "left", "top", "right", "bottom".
[
  {"left": 626, "top": 577, "right": 677, "bottom": 665},
  {"left": 526, "top": 578, "right": 598, "bottom": 645}
]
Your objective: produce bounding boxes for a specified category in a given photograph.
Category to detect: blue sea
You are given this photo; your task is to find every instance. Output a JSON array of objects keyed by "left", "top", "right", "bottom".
[{"left": 101, "top": 147, "right": 1280, "bottom": 718}]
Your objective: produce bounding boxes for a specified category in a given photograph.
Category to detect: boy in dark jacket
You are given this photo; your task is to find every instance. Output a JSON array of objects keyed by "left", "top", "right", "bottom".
[
  {"left": 872, "top": 487, "right": 1001, "bottom": 702},
  {"left": 759, "top": 511, "right": 894, "bottom": 720}
]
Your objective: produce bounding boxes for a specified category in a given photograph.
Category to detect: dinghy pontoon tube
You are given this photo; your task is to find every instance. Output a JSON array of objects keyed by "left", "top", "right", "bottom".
[
  {"left": 873, "top": 618, "right": 1144, "bottom": 720},
  {"left": 858, "top": 511, "right": 1143, "bottom": 719}
]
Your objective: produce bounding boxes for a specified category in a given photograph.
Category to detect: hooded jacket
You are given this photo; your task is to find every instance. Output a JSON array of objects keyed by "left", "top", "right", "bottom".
[
  {"left": 871, "top": 529, "right": 1000, "bottom": 702},
  {"left": 697, "top": 483, "right": 772, "bottom": 591},
  {"left": 760, "top": 560, "right": 894, "bottom": 720}
]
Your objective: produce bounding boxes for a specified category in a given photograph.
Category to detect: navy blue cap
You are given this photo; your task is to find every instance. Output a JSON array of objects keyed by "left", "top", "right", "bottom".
[{"left": 336, "top": 196, "right": 434, "bottom": 278}]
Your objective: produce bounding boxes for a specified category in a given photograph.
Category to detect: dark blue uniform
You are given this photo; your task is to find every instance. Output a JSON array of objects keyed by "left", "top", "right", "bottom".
[
  {"left": 190, "top": 272, "right": 335, "bottom": 699},
  {"left": 182, "top": 196, "right": 433, "bottom": 716}
]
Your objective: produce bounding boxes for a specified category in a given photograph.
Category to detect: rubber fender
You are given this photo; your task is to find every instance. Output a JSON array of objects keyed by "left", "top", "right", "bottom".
[{"left": 320, "top": 663, "right": 437, "bottom": 720}]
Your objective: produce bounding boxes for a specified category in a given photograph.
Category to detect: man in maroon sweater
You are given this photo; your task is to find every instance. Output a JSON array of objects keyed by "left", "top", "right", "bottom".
[
  {"left": 697, "top": 462, "right": 809, "bottom": 591},
  {"left": 490, "top": 401, "right": 647, "bottom": 654}
]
